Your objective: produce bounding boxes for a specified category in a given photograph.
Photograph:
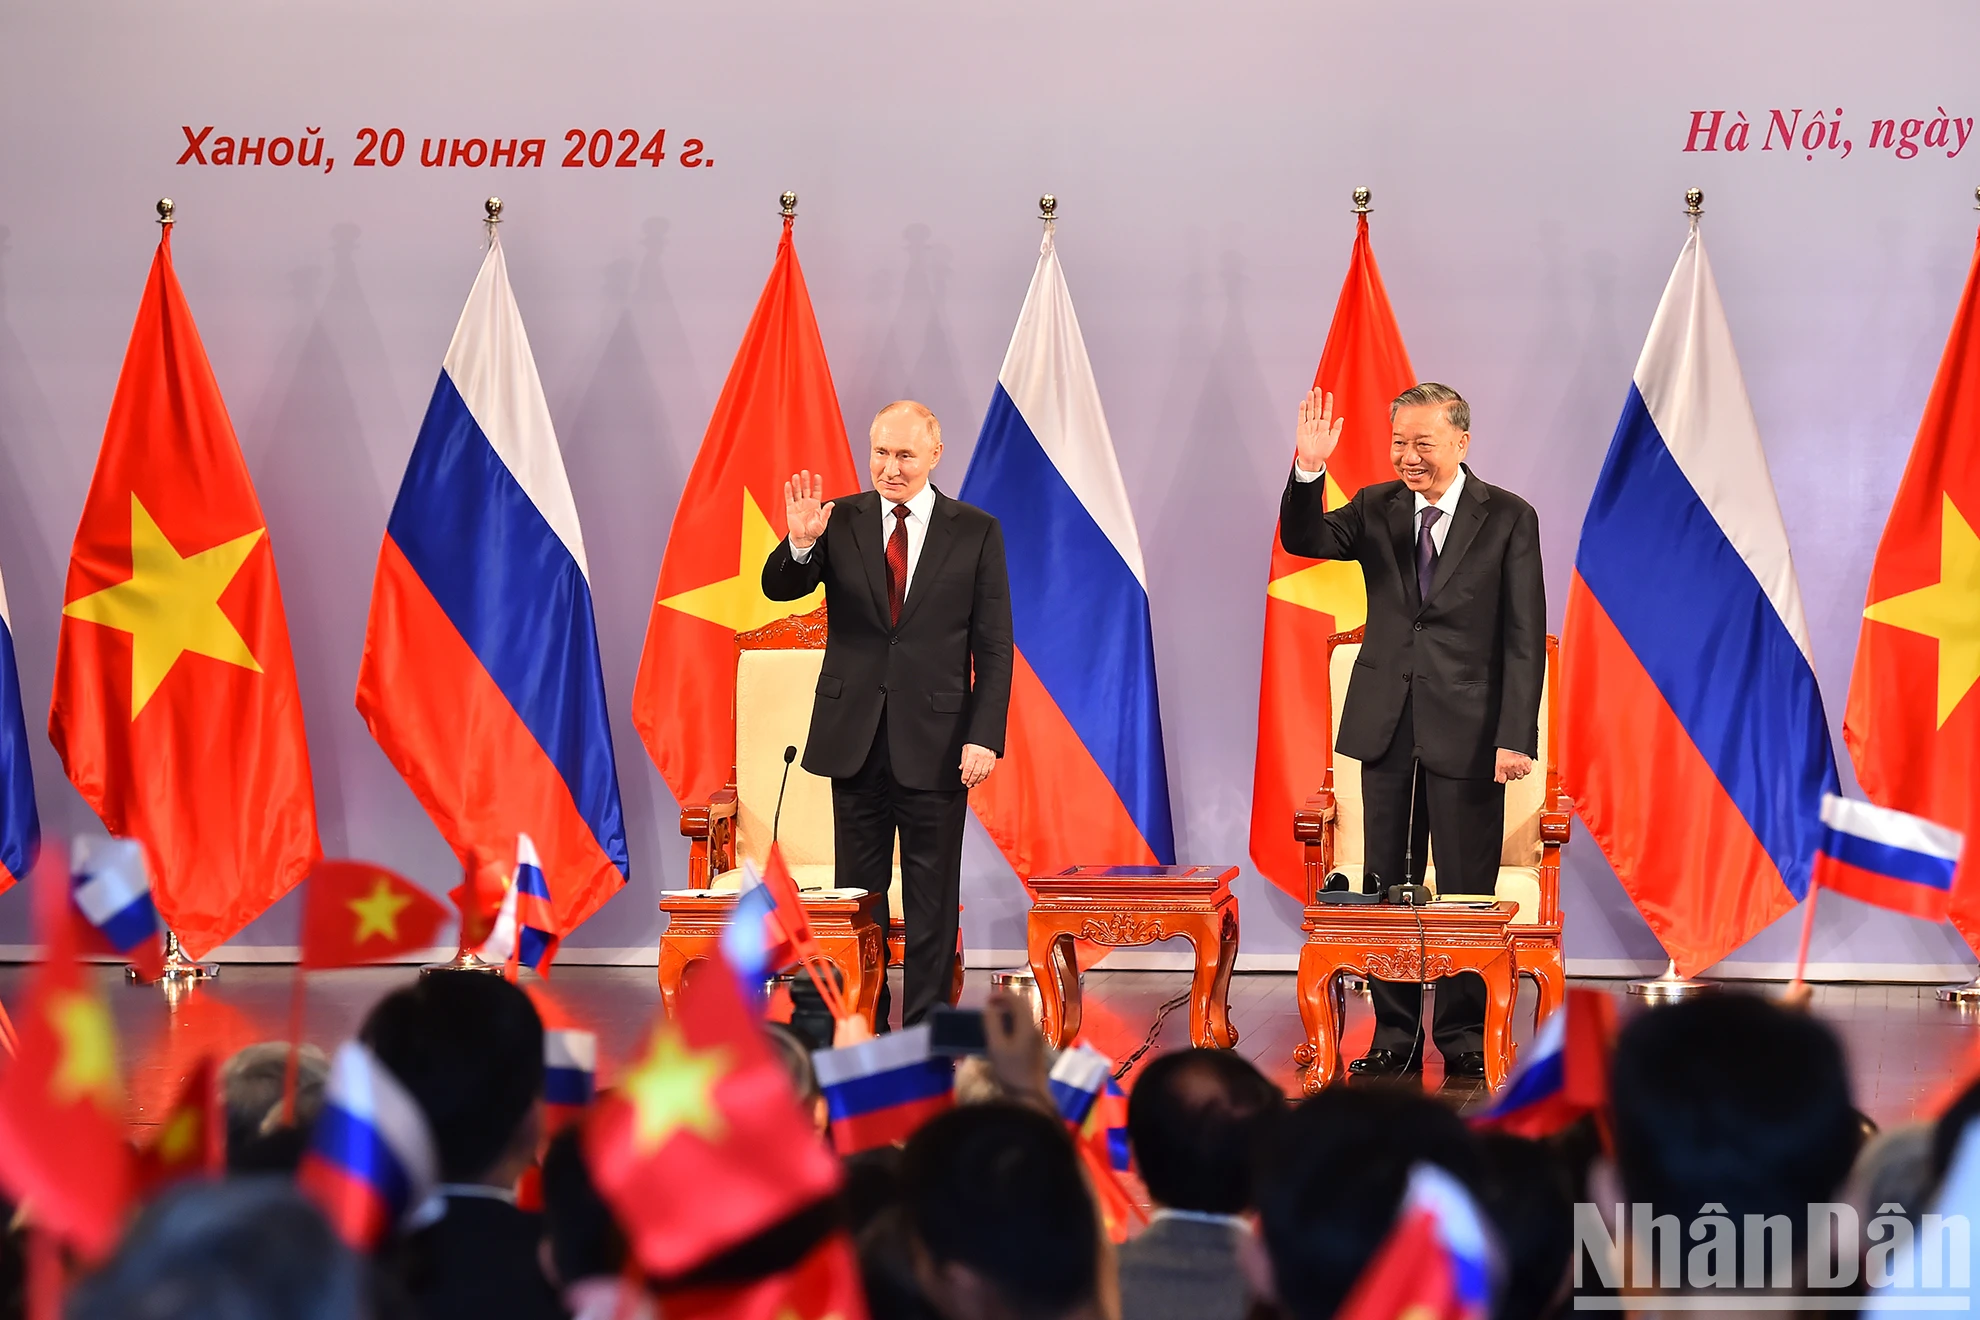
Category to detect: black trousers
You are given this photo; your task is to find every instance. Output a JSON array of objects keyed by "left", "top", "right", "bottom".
[
  {"left": 1363, "top": 695, "right": 1507, "bottom": 1059},
  {"left": 832, "top": 711, "right": 968, "bottom": 1029}
]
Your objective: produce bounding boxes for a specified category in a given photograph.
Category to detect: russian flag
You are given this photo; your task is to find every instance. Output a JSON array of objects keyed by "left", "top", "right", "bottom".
[
  {"left": 299, "top": 1042, "right": 438, "bottom": 1250},
  {"left": 512, "top": 834, "right": 560, "bottom": 973},
  {"left": 356, "top": 235, "right": 627, "bottom": 939},
  {"left": 1814, "top": 793, "right": 1963, "bottom": 922},
  {"left": 0, "top": 565, "right": 35, "bottom": 891},
  {"left": 544, "top": 1027, "right": 597, "bottom": 1122},
  {"left": 1048, "top": 1043, "right": 1112, "bottom": 1127},
  {"left": 1472, "top": 987, "right": 1614, "bottom": 1138},
  {"left": 69, "top": 835, "right": 163, "bottom": 978},
  {"left": 959, "top": 223, "right": 1174, "bottom": 882},
  {"left": 1337, "top": 1164, "right": 1497, "bottom": 1320},
  {"left": 812, "top": 1024, "right": 955, "bottom": 1154},
  {"left": 1562, "top": 223, "right": 1838, "bottom": 977}
]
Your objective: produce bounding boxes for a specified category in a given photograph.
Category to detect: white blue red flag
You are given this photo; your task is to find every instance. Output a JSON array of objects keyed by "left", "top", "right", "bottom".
[
  {"left": 1563, "top": 223, "right": 1838, "bottom": 976},
  {"left": 544, "top": 1027, "right": 597, "bottom": 1124},
  {"left": 1472, "top": 987, "right": 1614, "bottom": 1138},
  {"left": 0, "top": 565, "right": 35, "bottom": 891},
  {"left": 298, "top": 1042, "right": 438, "bottom": 1250},
  {"left": 478, "top": 835, "right": 563, "bottom": 975},
  {"left": 69, "top": 835, "right": 163, "bottom": 978},
  {"left": 1048, "top": 1043, "right": 1112, "bottom": 1127},
  {"left": 1814, "top": 793, "right": 1963, "bottom": 922},
  {"left": 960, "top": 224, "right": 1173, "bottom": 880},
  {"left": 1337, "top": 1164, "right": 1497, "bottom": 1320},
  {"left": 356, "top": 235, "right": 626, "bottom": 941},
  {"left": 811, "top": 1024, "right": 955, "bottom": 1154}
]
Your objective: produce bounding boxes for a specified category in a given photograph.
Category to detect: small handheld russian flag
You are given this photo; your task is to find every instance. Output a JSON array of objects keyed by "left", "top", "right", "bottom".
[
  {"left": 544, "top": 1027, "right": 597, "bottom": 1127},
  {"left": 1048, "top": 1044, "right": 1112, "bottom": 1127},
  {"left": 1337, "top": 1164, "right": 1497, "bottom": 1320},
  {"left": 70, "top": 836, "right": 163, "bottom": 981},
  {"left": 1472, "top": 988, "right": 1614, "bottom": 1139},
  {"left": 1813, "top": 793, "right": 1963, "bottom": 922},
  {"left": 298, "top": 1042, "right": 439, "bottom": 1250},
  {"left": 812, "top": 1024, "right": 955, "bottom": 1154},
  {"left": 478, "top": 834, "right": 562, "bottom": 975}
]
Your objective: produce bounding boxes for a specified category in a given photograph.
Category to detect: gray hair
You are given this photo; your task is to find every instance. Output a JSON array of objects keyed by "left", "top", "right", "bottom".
[{"left": 1390, "top": 382, "right": 1470, "bottom": 433}]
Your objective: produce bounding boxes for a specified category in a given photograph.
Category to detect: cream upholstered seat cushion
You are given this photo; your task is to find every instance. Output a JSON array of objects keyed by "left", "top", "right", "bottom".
[
  {"left": 1325, "top": 642, "right": 1551, "bottom": 926},
  {"left": 710, "top": 646, "right": 903, "bottom": 920}
]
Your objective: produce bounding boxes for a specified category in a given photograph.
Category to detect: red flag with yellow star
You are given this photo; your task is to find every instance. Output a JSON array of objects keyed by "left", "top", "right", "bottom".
[
  {"left": 0, "top": 848, "right": 133, "bottom": 1258},
  {"left": 48, "top": 224, "right": 320, "bottom": 958},
  {"left": 584, "top": 944, "right": 841, "bottom": 1277},
  {"left": 1845, "top": 222, "right": 1980, "bottom": 944},
  {"left": 1249, "top": 214, "right": 1416, "bottom": 898},
  {"left": 660, "top": 1233, "right": 870, "bottom": 1320},
  {"left": 133, "top": 1054, "right": 223, "bottom": 1196},
  {"left": 299, "top": 859, "right": 450, "bottom": 968},
  {"left": 631, "top": 216, "right": 858, "bottom": 806}
]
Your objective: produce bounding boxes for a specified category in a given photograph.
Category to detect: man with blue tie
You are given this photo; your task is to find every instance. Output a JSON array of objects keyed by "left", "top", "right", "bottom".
[{"left": 1278, "top": 383, "right": 1546, "bottom": 1089}]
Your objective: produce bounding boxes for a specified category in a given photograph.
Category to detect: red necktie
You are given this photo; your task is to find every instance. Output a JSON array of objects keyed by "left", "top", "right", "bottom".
[{"left": 885, "top": 504, "right": 910, "bottom": 626}]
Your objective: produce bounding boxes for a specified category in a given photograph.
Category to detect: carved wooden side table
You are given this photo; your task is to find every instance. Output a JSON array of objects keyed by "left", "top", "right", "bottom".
[
  {"left": 1293, "top": 900, "right": 1520, "bottom": 1094},
  {"left": 658, "top": 889, "right": 886, "bottom": 1028},
  {"left": 1026, "top": 865, "right": 1241, "bottom": 1050}
]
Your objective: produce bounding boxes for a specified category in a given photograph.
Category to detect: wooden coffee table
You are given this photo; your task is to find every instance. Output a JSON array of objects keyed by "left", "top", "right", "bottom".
[
  {"left": 1294, "top": 899, "right": 1520, "bottom": 1093},
  {"left": 658, "top": 889, "right": 886, "bottom": 1028},
  {"left": 1026, "top": 865, "right": 1240, "bottom": 1050}
]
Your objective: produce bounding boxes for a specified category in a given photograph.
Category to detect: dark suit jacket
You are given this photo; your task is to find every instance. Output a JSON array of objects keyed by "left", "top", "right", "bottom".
[
  {"left": 1116, "top": 1214, "right": 1250, "bottom": 1320},
  {"left": 762, "top": 487, "right": 1013, "bottom": 792},
  {"left": 394, "top": 1194, "right": 565, "bottom": 1320},
  {"left": 1279, "top": 463, "right": 1545, "bottom": 780}
]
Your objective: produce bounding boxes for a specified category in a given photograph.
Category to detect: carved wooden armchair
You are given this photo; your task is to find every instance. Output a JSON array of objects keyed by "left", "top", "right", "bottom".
[
  {"left": 668, "top": 605, "right": 961, "bottom": 1009},
  {"left": 1292, "top": 628, "right": 1569, "bottom": 1021}
]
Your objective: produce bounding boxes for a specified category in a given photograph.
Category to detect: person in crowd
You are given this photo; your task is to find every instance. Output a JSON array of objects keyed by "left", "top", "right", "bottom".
[
  {"left": 766, "top": 1019, "right": 830, "bottom": 1134},
  {"left": 903, "top": 1103, "right": 1109, "bottom": 1320},
  {"left": 220, "top": 1040, "right": 329, "bottom": 1171},
  {"left": 1116, "top": 1048, "right": 1282, "bottom": 1320},
  {"left": 1603, "top": 992, "right": 1861, "bottom": 1293},
  {"left": 360, "top": 971, "right": 562, "bottom": 1320},
  {"left": 1250, "top": 1085, "right": 1485, "bottom": 1320},
  {"left": 69, "top": 1177, "right": 398, "bottom": 1320},
  {"left": 540, "top": 1127, "right": 651, "bottom": 1320},
  {"left": 1474, "top": 1133, "right": 1573, "bottom": 1320}
]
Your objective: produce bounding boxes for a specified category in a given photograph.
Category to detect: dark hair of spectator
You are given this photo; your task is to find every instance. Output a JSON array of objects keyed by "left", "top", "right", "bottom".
[
  {"left": 540, "top": 1126, "right": 626, "bottom": 1285},
  {"left": 1127, "top": 1047, "right": 1282, "bottom": 1214}
]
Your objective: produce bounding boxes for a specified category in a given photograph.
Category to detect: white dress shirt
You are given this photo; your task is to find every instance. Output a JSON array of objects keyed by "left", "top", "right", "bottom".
[
  {"left": 790, "top": 483, "right": 937, "bottom": 599},
  {"left": 1293, "top": 463, "right": 1465, "bottom": 553}
]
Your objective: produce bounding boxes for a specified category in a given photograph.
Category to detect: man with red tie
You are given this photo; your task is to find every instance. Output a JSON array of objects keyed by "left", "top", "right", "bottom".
[{"left": 764, "top": 400, "right": 1013, "bottom": 1028}]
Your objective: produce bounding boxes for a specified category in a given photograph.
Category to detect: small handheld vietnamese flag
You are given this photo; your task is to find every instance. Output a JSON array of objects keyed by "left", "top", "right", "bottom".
[
  {"left": 1336, "top": 1164, "right": 1497, "bottom": 1320},
  {"left": 660, "top": 1231, "right": 871, "bottom": 1320},
  {"left": 298, "top": 1041, "right": 439, "bottom": 1250},
  {"left": 0, "top": 847, "right": 134, "bottom": 1259},
  {"left": 1471, "top": 989, "right": 1615, "bottom": 1139},
  {"left": 1812, "top": 793, "right": 1964, "bottom": 922},
  {"left": 134, "top": 1055, "right": 222, "bottom": 1196},
  {"left": 585, "top": 941, "right": 841, "bottom": 1277},
  {"left": 299, "top": 859, "right": 450, "bottom": 968},
  {"left": 69, "top": 835, "right": 164, "bottom": 982}
]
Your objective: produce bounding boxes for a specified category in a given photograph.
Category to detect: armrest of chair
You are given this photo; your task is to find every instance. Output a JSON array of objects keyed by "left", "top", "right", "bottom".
[
  {"left": 1540, "top": 791, "right": 1573, "bottom": 847},
  {"left": 1293, "top": 791, "right": 1337, "bottom": 844},
  {"left": 680, "top": 787, "right": 739, "bottom": 887}
]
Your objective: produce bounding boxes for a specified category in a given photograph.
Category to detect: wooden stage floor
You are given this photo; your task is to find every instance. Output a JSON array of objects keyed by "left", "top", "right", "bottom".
[{"left": 16, "top": 965, "right": 1978, "bottom": 1135}]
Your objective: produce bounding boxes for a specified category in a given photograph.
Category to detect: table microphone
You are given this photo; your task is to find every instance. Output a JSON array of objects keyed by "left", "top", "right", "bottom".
[
  {"left": 1385, "top": 757, "right": 1433, "bottom": 907},
  {"left": 772, "top": 745, "right": 797, "bottom": 847}
]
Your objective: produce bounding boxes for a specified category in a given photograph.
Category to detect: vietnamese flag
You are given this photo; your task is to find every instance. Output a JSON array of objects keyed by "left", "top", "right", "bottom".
[
  {"left": 299, "top": 859, "right": 451, "bottom": 968},
  {"left": 631, "top": 214, "right": 859, "bottom": 807},
  {"left": 133, "top": 1054, "right": 223, "bottom": 1196},
  {"left": 660, "top": 1233, "right": 870, "bottom": 1320},
  {"left": 1844, "top": 221, "right": 1980, "bottom": 946},
  {"left": 0, "top": 849, "right": 134, "bottom": 1259},
  {"left": 48, "top": 222, "right": 320, "bottom": 958},
  {"left": 1249, "top": 212, "right": 1416, "bottom": 898},
  {"left": 585, "top": 942, "right": 841, "bottom": 1277}
]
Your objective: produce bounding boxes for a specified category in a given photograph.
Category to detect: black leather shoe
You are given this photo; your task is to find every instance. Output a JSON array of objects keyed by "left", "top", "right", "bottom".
[
  {"left": 1346, "top": 1048, "right": 1422, "bottom": 1082},
  {"left": 1439, "top": 1051, "right": 1487, "bottom": 1092}
]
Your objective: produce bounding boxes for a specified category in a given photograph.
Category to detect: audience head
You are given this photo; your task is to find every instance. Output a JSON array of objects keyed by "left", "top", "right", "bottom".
[
  {"left": 70, "top": 1177, "right": 374, "bottom": 1320},
  {"left": 1475, "top": 1134, "right": 1573, "bottom": 1320},
  {"left": 1252, "top": 1085, "right": 1483, "bottom": 1320},
  {"left": 359, "top": 970, "right": 544, "bottom": 1184},
  {"left": 539, "top": 1127, "right": 626, "bottom": 1288},
  {"left": 1609, "top": 993, "right": 1858, "bottom": 1243},
  {"left": 764, "top": 1021, "right": 829, "bottom": 1134},
  {"left": 1127, "top": 1047, "right": 1282, "bottom": 1215},
  {"left": 903, "top": 1103, "right": 1101, "bottom": 1320},
  {"left": 220, "top": 1042, "right": 328, "bottom": 1168}
]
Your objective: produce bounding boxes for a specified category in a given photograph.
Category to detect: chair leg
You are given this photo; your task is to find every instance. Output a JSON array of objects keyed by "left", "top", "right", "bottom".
[
  {"left": 1482, "top": 954, "right": 1517, "bottom": 1090},
  {"left": 658, "top": 943, "right": 699, "bottom": 1020},
  {"left": 1525, "top": 945, "right": 1565, "bottom": 1026}
]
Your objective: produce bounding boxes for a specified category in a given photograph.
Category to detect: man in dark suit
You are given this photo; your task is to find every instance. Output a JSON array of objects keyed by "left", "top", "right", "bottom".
[
  {"left": 1279, "top": 382, "right": 1545, "bottom": 1088},
  {"left": 764, "top": 400, "right": 1013, "bottom": 1028}
]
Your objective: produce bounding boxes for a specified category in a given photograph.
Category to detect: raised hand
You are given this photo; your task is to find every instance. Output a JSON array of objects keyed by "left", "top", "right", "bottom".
[
  {"left": 1295, "top": 387, "right": 1345, "bottom": 473},
  {"left": 784, "top": 470, "right": 836, "bottom": 550}
]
